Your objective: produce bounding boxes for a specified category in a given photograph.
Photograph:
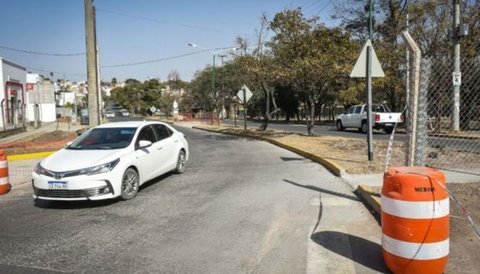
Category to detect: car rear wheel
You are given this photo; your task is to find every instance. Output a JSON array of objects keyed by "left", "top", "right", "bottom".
[
  {"left": 174, "top": 150, "right": 186, "bottom": 174},
  {"left": 120, "top": 168, "right": 139, "bottom": 200},
  {"left": 385, "top": 126, "right": 394, "bottom": 134},
  {"left": 360, "top": 121, "right": 368, "bottom": 133},
  {"left": 336, "top": 120, "right": 344, "bottom": 131}
]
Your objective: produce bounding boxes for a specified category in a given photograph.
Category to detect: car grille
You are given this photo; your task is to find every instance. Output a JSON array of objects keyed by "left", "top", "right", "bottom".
[{"left": 34, "top": 186, "right": 111, "bottom": 199}]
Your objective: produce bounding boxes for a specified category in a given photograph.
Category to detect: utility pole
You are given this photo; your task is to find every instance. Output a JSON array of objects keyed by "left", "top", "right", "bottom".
[
  {"left": 84, "top": 0, "right": 99, "bottom": 127},
  {"left": 94, "top": 5, "right": 102, "bottom": 124},
  {"left": 452, "top": 0, "right": 461, "bottom": 132},
  {"left": 406, "top": 12, "right": 410, "bottom": 129},
  {"left": 366, "top": 0, "right": 374, "bottom": 161},
  {"left": 211, "top": 54, "right": 216, "bottom": 124}
]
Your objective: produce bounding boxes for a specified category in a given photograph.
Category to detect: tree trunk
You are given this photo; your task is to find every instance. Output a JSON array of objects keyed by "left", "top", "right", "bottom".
[
  {"left": 307, "top": 98, "right": 315, "bottom": 135},
  {"left": 259, "top": 87, "right": 270, "bottom": 131}
]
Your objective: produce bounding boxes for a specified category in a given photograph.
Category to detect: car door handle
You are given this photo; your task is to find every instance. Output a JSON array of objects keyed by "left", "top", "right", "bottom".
[
  {"left": 157, "top": 146, "right": 163, "bottom": 150},
  {"left": 174, "top": 140, "right": 179, "bottom": 143}
]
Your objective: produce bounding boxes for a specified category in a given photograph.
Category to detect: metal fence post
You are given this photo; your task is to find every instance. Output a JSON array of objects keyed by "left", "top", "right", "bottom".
[
  {"left": 401, "top": 31, "right": 421, "bottom": 166},
  {"left": 415, "top": 59, "right": 431, "bottom": 166}
]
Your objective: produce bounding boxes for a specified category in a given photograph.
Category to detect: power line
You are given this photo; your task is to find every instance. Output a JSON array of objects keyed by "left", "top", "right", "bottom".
[
  {"left": 0, "top": 45, "right": 85, "bottom": 57},
  {"left": 102, "top": 47, "right": 234, "bottom": 68},
  {"left": 96, "top": 8, "right": 223, "bottom": 33},
  {"left": 302, "top": 0, "right": 320, "bottom": 12},
  {"left": 303, "top": 1, "right": 323, "bottom": 14},
  {"left": 27, "top": 66, "right": 86, "bottom": 77},
  {"left": 314, "top": 0, "right": 334, "bottom": 16}
]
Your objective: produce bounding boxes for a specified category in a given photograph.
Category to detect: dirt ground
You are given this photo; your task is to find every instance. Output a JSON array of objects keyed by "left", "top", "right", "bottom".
[
  {"left": 201, "top": 124, "right": 406, "bottom": 174},
  {"left": 0, "top": 130, "right": 78, "bottom": 155},
  {"left": 447, "top": 182, "right": 480, "bottom": 273}
]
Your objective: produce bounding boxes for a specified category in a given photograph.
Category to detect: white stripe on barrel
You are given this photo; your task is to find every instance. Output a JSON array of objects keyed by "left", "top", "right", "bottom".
[
  {"left": 382, "top": 234, "right": 449, "bottom": 260},
  {"left": 381, "top": 195, "right": 449, "bottom": 219}
]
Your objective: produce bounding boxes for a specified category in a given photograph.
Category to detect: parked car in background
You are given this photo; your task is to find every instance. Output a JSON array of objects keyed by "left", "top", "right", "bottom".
[
  {"left": 105, "top": 110, "right": 115, "bottom": 118},
  {"left": 80, "top": 109, "right": 89, "bottom": 125},
  {"left": 121, "top": 109, "right": 130, "bottom": 117},
  {"left": 32, "top": 121, "right": 189, "bottom": 201},
  {"left": 335, "top": 104, "right": 403, "bottom": 134}
]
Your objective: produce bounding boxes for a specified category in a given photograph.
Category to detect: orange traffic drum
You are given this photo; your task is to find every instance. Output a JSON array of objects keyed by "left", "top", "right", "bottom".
[
  {"left": 0, "top": 150, "right": 10, "bottom": 195},
  {"left": 382, "top": 166, "right": 449, "bottom": 274}
]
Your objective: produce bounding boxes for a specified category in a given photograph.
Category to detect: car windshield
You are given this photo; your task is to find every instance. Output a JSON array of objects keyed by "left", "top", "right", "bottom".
[{"left": 67, "top": 127, "right": 136, "bottom": 150}]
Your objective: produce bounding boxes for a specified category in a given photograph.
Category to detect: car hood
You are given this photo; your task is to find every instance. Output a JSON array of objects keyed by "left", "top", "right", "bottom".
[{"left": 41, "top": 148, "right": 128, "bottom": 172}]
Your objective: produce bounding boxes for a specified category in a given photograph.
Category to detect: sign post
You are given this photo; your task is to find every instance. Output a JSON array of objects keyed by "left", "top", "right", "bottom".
[
  {"left": 237, "top": 85, "right": 253, "bottom": 130},
  {"left": 350, "top": 39, "right": 385, "bottom": 161}
]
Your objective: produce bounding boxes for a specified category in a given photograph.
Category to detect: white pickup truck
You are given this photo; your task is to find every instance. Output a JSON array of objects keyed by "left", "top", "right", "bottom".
[{"left": 335, "top": 104, "right": 403, "bottom": 134}]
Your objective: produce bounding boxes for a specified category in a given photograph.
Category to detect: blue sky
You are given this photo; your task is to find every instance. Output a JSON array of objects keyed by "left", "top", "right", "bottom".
[{"left": 0, "top": 0, "right": 337, "bottom": 82}]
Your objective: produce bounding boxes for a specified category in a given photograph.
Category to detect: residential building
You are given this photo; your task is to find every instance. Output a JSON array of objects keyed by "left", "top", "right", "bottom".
[{"left": 0, "top": 57, "right": 27, "bottom": 131}]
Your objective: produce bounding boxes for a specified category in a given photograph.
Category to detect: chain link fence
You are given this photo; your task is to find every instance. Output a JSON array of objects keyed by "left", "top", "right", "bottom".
[
  {"left": 416, "top": 58, "right": 480, "bottom": 181},
  {"left": 410, "top": 57, "right": 480, "bottom": 263}
]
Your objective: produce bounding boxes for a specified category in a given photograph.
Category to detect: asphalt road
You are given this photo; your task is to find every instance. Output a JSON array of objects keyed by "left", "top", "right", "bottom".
[
  {"left": 224, "top": 119, "right": 480, "bottom": 154},
  {"left": 224, "top": 119, "right": 404, "bottom": 141},
  {"left": 0, "top": 126, "right": 384, "bottom": 273}
]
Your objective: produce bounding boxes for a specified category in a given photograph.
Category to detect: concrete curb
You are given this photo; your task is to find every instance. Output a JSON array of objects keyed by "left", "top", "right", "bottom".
[
  {"left": 192, "top": 126, "right": 346, "bottom": 177},
  {"left": 355, "top": 185, "right": 381, "bottom": 215}
]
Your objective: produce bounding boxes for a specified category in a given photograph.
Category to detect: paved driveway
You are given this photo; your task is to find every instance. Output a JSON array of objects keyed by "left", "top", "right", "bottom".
[{"left": 0, "top": 126, "right": 385, "bottom": 273}]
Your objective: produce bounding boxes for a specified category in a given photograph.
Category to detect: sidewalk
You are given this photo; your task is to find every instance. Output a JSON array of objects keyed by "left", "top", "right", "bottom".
[{"left": 0, "top": 121, "right": 87, "bottom": 145}]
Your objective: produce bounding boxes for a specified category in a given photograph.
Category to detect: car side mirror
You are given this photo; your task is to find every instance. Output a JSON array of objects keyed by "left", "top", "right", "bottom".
[{"left": 138, "top": 140, "right": 152, "bottom": 149}]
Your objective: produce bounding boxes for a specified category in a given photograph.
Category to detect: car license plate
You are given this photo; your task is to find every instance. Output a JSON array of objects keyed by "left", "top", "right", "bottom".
[{"left": 48, "top": 181, "right": 68, "bottom": 189}]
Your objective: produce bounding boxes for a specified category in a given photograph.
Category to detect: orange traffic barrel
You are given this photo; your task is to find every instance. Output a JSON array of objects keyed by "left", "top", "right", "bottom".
[
  {"left": 0, "top": 150, "right": 11, "bottom": 195},
  {"left": 382, "top": 166, "right": 449, "bottom": 274}
]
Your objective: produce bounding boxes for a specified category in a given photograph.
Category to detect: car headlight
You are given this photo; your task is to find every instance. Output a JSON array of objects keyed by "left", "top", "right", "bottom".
[
  {"left": 34, "top": 159, "right": 120, "bottom": 178},
  {"left": 80, "top": 158, "right": 120, "bottom": 176},
  {"left": 34, "top": 163, "right": 53, "bottom": 176}
]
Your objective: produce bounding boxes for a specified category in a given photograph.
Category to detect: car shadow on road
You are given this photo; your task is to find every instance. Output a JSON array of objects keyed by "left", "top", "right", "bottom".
[
  {"left": 33, "top": 173, "right": 176, "bottom": 209},
  {"left": 139, "top": 172, "right": 174, "bottom": 192},
  {"left": 283, "top": 179, "right": 359, "bottom": 202},
  {"left": 34, "top": 199, "right": 118, "bottom": 209},
  {"left": 311, "top": 231, "right": 390, "bottom": 273}
]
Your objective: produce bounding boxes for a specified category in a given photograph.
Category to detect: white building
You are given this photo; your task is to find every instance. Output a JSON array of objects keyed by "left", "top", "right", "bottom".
[
  {"left": 26, "top": 73, "right": 56, "bottom": 123},
  {"left": 0, "top": 58, "right": 27, "bottom": 131}
]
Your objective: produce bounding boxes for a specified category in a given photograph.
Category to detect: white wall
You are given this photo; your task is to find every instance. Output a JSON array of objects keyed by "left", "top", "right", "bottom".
[
  {"left": 26, "top": 103, "right": 56, "bottom": 123},
  {"left": 57, "top": 92, "right": 75, "bottom": 106},
  {"left": 1, "top": 58, "right": 27, "bottom": 130}
]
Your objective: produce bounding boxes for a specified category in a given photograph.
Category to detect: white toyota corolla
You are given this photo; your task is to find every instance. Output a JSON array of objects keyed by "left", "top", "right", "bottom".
[{"left": 32, "top": 121, "right": 189, "bottom": 201}]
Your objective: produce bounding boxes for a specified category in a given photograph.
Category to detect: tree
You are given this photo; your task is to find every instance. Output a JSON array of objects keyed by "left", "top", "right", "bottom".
[
  {"left": 125, "top": 78, "right": 140, "bottom": 84},
  {"left": 269, "top": 9, "right": 356, "bottom": 135},
  {"left": 111, "top": 77, "right": 117, "bottom": 86},
  {"left": 242, "top": 13, "right": 282, "bottom": 131}
]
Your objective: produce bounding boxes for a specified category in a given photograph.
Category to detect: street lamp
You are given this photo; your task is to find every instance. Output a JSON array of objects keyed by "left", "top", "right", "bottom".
[{"left": 187, "top": 42, "right": 238, "bottom": 123}]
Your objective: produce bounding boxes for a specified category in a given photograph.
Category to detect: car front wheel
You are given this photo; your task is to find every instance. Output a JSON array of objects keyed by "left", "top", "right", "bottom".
[
  {"left": 120, "top": 167, "right": 139, "bottom": 200},
  {"left": 174, "top": 150, "right": 186, "bottom": 174},
  {"left": 336, "top": 120, "right": 344, "bottom": 131}
]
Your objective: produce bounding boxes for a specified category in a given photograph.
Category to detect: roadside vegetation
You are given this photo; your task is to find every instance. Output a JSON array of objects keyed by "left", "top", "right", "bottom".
[{"left": 111, "top": 1, "right": 480, "bottom": 135}]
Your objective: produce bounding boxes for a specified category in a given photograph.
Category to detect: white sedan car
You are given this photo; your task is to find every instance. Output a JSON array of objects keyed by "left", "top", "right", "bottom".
[
  {"left": 32, "top": 121, "right": 189, "bottom": 201},
  {"left": 105, "top": 110, "right": 115, "bottom": 118}
]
